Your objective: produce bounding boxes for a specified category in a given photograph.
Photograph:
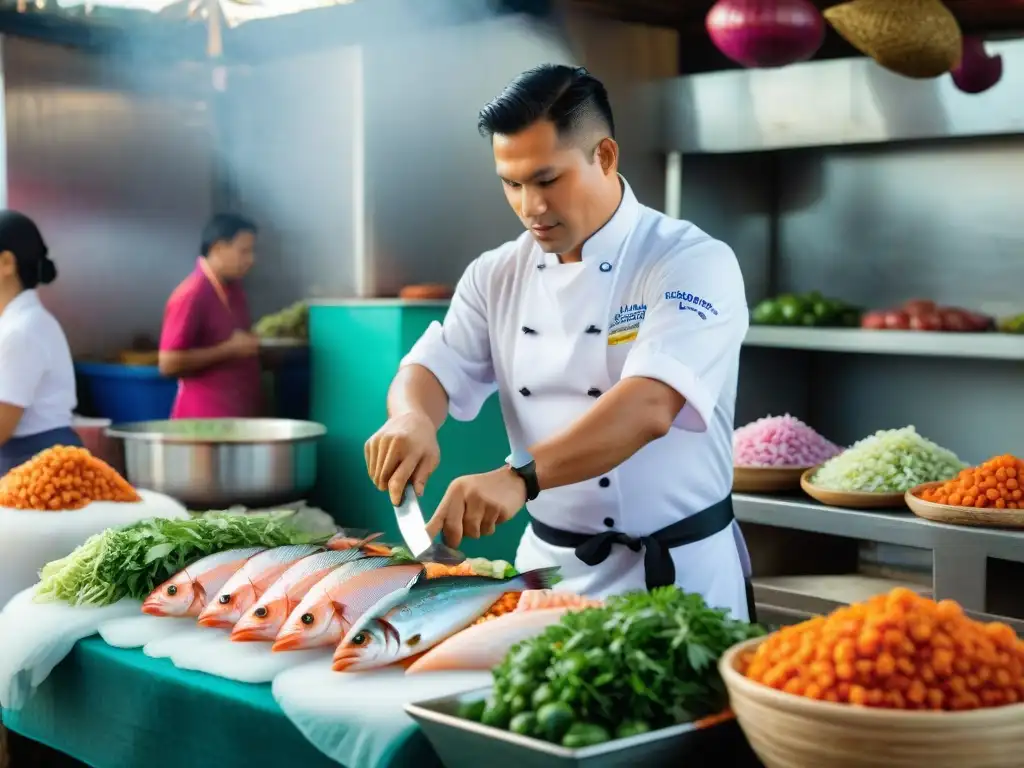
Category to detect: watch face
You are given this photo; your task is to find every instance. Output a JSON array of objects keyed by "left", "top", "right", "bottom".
[{"left": 507, "top": 448, "right": 533, "bottom": 469}]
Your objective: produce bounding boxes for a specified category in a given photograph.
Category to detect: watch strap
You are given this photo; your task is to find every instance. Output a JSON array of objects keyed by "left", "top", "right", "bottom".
[{"left": 506, "top": 450, "right": 540, "bottom": 502}]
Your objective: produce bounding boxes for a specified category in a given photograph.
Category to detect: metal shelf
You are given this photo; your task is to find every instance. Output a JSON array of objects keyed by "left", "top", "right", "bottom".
[
  {"left": 733, "top": 494, "right": 1024, "bottom": 563},
  {"left": 743, "top": 326, "right": 1024, "bottom": 361},
  {"left": 734, "top": 493, "right": 1024, "bottom": 615}
]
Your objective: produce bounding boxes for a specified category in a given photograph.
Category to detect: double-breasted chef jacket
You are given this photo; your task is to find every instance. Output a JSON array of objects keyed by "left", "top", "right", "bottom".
[{"left": 402, "top": 177, "right": 752, "bottom": 620}]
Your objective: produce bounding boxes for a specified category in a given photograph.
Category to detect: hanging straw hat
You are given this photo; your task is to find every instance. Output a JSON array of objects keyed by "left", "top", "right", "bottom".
[{"left": 824, "top": 0, "right": 963, "bottom": 79}]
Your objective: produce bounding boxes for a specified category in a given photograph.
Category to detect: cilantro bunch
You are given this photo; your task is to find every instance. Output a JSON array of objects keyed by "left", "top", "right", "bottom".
[
  {"left": 472, "top": 587, "right": 765, "bottom": 746},
  {"left": 34, "top": 513, "right": 330, "bottom": 607}
]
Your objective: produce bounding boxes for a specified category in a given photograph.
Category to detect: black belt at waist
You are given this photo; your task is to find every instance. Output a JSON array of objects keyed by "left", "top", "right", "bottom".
[{"left": 528, "top": 495, "right": 736, "bottom": 591}]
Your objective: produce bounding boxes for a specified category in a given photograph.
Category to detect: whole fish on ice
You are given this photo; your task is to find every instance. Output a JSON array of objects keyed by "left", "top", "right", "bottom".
[
  {"left": 271, "top": 559, "right": 417, "bottom": 652},
  {"left": 333, "top": 567, "right": 559, "bottom": 672},
  {"left": 141, "top": 548, "right": 266, "bottom": 617},
  {"left": 197, "top": 545, "right": 324, "bottom": 629},
  {"left": 231, "top": 548, "right": 371, "bottom": 642},
  {"left": 405, "top": 590, "right": 603, "bottom": 674}
]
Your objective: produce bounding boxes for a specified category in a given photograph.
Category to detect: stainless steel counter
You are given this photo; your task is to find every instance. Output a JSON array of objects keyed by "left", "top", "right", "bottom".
[{"left": 734, "top": 494, "right": 1024, "bottom": 630}]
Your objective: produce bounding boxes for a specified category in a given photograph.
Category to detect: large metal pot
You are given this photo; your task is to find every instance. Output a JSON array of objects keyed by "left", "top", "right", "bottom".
[{"left": 106, "top": 418, "right": 326, "bottom": 510}]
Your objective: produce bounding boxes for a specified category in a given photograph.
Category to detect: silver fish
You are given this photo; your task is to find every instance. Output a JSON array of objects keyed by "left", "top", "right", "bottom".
[{"left": 333, "top": 567, "right": 560, "bottom": 672}]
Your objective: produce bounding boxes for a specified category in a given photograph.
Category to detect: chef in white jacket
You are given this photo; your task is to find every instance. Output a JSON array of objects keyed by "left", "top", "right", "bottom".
[{"left": 365, "top": 64, "right": 754, "bottom": 620}]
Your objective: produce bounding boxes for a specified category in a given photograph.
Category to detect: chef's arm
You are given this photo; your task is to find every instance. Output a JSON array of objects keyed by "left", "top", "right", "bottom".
[
  {"left": 0, "top": 403, "right": 24, "bottom": 446},
  {"left": 530, "top": 377, "right": 684, "bottom": 490},
  {"left": 386, "top": 364, "right": 449, "bottom": 431},
  {"left": 158, "top": 343, "right": 236, "bottom": 378}
]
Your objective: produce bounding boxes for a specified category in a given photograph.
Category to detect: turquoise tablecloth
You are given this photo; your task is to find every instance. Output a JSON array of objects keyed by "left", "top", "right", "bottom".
[{"left": 2, "top": 638, "right": 439, "bottom": 768}]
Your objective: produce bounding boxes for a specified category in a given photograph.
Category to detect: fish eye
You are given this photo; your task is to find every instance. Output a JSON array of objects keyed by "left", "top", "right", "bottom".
[
  {"left": 254, "top": 606, "right": 268, "bottom": 618},
  {"left": 351, "top": 632, "right": 368, "bottom": 646},
  {"left": 301, "top": 613, "right": 315, "bottom": 625},
  {"left": 218, "top": 594, "right": 231, "bottom": 605},
  {"left": 166, "top": 585, "right": 177, "bottom": 596}
]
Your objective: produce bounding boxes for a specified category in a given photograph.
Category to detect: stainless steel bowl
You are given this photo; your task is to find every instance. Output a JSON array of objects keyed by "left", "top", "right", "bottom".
[{"left": 106, "top": 418, "right": 327, "bottom": 509}]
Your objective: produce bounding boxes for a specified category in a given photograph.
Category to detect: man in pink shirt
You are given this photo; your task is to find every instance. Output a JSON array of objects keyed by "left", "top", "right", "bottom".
[{"left": 159, "top": 214, "right": 263, "bottom": 419}]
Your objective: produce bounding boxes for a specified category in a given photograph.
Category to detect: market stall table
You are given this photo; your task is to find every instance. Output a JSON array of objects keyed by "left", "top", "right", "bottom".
[{"left": 1, "top": 638, "right": 441, "bottom": 768}]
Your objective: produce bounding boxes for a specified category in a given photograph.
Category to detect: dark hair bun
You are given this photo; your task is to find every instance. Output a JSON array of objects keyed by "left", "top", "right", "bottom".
[{"left": 39, "top": 256, "right": 57, "bottom": 285}]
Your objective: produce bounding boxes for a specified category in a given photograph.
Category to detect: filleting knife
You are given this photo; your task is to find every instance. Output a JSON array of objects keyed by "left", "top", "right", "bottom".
[{"left": 393, "top": 485, "right": 466, "bottom": 565}]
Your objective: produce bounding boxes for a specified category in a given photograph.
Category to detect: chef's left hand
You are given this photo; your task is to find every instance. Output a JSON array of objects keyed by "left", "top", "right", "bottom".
[{"left": 426, "top": 467, "right": 526, "bottom": 548}]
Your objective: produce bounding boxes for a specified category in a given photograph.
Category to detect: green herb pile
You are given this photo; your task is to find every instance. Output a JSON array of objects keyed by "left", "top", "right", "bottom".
[
  {"left": 35, "top": 513, "right": 331, "bottom": 607},
  {"left": 461, "top": 587, "right": 765, "bottom": 748}
]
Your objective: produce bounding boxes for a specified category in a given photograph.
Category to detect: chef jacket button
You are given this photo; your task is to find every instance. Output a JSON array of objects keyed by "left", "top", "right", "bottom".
[
  {"left": 599, "top": 477, "right": 611, "bottom": 488},
  {"left": 603, "top": 517, "right": 615, "bottom": 528},
  {"left": 587, "top": 387, "right": 601, "bottom": 398},
  {"left": 537, "top": 263, "right": 546, "bottom": 270},
  {"left": 585, "top": 325, "right": 601, "bottom": 335},
  {"left": 599, "top": 262, "right": 612, "bottom": 273},
  {"left": 522, "top": 326, "right": 537, "bottom": 335},
  {"left": 519, "top": 387, "right": 531, "bottom": 397}
]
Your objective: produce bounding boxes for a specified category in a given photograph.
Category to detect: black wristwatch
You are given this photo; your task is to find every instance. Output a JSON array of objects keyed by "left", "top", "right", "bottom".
[{"left": 506, "top": 449, "right": 541, "bottom": 501}]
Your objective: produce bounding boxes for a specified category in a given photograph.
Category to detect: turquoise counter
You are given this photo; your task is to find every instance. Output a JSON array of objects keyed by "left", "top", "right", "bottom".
[
  {"left": 1, "top": 638, "right": 438, "bottom": 768},
  {"left": 309, "top": 300, "right": 527, "bottom": 562}
]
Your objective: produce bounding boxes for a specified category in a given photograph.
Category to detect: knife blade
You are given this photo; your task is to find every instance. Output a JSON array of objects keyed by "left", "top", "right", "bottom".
[{"left": 393, "top": 485, "right": 466, "bottom": 565}]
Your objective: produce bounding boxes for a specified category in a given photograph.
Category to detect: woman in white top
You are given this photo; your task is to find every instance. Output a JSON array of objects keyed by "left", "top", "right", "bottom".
[{"left": 0, "top": 210, "right": 80, "bottom": 476}]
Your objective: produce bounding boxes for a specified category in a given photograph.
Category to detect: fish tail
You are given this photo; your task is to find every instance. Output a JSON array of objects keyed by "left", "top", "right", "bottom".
[{"left": 513, "top": 567, "right": 560, "bottom": 592}]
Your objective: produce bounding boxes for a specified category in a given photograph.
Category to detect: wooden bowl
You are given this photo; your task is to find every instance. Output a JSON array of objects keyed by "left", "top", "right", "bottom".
[
  {"left": 800, "top": 467, "right": 907, "bottom": 509},
  {"left": 733, "top": 466, "right": 809, "bottom": 494},
  {"left": 906, "top": 482, "right": 1024, "bottom": 529},
  {"left": 720, "top": 637, "right": 1024, "bottom": 768}
]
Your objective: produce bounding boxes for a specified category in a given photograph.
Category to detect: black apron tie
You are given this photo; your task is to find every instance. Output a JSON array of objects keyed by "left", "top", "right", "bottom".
[{"left": 529, "top": 496, "right": 757, "bottom": 620}]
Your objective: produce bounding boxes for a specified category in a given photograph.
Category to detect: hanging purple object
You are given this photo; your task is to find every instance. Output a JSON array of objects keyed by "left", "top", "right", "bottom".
[
  {"left": 951, "top": 36, "right": 1003, "bottom": 94},
  {"left": 706, "top": 0, "right": 826, "bottom": 69}
]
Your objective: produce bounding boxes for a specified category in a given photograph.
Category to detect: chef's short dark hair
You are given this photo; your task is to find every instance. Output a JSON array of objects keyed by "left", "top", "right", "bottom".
[
  {"left": 477, "top": 65, "right": 615, "bottom": 146},
  {"left": 200, "top": 213, "right": 257, "bottom": 257}
]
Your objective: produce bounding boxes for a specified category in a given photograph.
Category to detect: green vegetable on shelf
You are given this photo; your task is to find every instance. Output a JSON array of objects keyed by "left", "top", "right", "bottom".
[
  {"left": 751, "top": 291, "right": 862, "bottom": 328},
  {"left": 464, "top": 587, "right": 765, "bottom": 746},
  {"left": 998, "top": 314, "right": 1024, "bottom": 334},
  {"left": 34, "top": 513, "right": 331, "bottom": 607},
  {"left": 254, "top": 300, "right": 309, "bottom": 340}
]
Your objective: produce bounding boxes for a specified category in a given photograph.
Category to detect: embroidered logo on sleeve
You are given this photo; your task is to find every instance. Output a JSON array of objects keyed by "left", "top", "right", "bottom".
[
  {"left": 665, "top": 291, "right": 718, "bottom": 321},
  {"left": 608, "top": 302, "right": 646, "bottom": 345}
]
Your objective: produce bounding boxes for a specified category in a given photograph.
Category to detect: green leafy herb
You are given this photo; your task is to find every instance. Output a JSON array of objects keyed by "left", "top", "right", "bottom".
[
  {"left": 34, "top": 513, "right": 331, "bottom": 607},
  {"left": 477, "top": 587, "right": 765, "bottom": 743}
]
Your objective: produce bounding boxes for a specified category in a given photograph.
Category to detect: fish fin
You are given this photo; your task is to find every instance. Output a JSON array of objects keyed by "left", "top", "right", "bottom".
[
  {"left": 330, "top": 600, "right": 346, "bottom": 622},
  {"left": 357, "top": 532, "right": 385, "bottom": 546},
  {"left": 515, "top": 567, "right": 561, "bottom": 592},
  {"left": 194, "top": 581, "right": 207, "bottom": 606},
  {"left": 411, "top": 574, "right": 490, "bottom": 590}
]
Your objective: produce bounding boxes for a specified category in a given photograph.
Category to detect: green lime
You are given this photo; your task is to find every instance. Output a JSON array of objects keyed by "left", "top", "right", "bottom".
[
  {"left": 481, "top": 699, "right": 511, "bottom": 729},
  {"left": 509, "top": 712, "right": 538, "bottom": 737},
  {"left": 615, "top": 721, "right": 652, "bottom": 739},
  {"left": 458, "top": 699, "right": 486, "bottom": 722},
  {"left": 561, "top": 723, "right": 611, "bottom": 749},
  {"left": 537, "top": 702, "right": 575, "bottom": 742}
]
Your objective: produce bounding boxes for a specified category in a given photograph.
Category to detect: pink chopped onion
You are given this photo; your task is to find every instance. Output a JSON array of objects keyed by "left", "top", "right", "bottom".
[
  {"left": 734, "top": 414, "right": 843, "bottom": 468},
  {"left": 706, "top": 0, "right": 825, "bottom": 69}
]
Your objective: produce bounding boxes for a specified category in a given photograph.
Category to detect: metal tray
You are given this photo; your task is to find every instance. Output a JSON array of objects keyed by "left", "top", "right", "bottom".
[{"left": 405, "top": 686, "right": 755, "bottom": 768}]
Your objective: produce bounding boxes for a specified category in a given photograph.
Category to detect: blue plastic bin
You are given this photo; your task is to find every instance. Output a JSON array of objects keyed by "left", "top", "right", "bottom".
[{"left": 75, "top": 362, "right": 178, "bottom": 423}]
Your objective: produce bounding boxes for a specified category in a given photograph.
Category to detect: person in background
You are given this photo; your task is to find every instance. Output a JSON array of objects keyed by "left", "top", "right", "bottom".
[
  {"left": 0, "top": 210, "right": 81, "bottom": 476},
  {"left": 159, "top": 213, "right": 262, "bottom": 419}
]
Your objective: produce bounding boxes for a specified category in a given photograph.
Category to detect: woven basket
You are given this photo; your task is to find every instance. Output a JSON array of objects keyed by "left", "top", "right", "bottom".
[{"left": 824, "top": 0, "right": 963, "bottom": 79}]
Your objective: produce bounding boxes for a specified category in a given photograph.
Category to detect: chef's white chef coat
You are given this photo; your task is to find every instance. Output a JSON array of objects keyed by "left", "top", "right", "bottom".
[
  {"left": 0, "top": 289, "right": 76, "bottom": 437},
  {"left": 402, "top": 178, "right": 751, "bottom": 620}
]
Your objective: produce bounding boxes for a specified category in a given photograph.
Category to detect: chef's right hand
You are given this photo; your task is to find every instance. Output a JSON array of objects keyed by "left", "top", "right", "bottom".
[
  {"left": 365, "top": 412, "right": 440, "bottom": 505},
  {"left": 224, "top": 330, "right": 260, "bottom": 358}
]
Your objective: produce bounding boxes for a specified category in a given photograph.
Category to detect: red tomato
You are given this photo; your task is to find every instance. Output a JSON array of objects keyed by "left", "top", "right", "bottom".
[
  {"left": 964, "top": 311, "right": 993, "bottom": 332},
  {"left": 884, "top": 310, "right": 911, "bottom": 330},
  {"left": 861, "top": 311, "right": 887, "bottom": 330},
  {"left": 903, "top": 299, "right": 937, "bottom": 316},
  {"left": 939, "top": 309, "right": 972, "bottom": 332},
  {"left": 909, "top": 311, "right": 943, "bottom": 331}
]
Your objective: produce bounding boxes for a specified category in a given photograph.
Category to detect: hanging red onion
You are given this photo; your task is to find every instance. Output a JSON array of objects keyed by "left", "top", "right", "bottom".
[
  {"left": 951, "top": 36, "right": 1003, "bottom": 94},
  {"left": 706, "top": 0, "right": 826, "bottom": 69}
]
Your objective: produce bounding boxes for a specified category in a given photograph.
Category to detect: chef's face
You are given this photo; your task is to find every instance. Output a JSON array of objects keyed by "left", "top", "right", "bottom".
[
  {"left": 493, "top": 120, "right": 618, "bottom": 256},
  {"left": 213, "top": 231, "right": 256, "bottom": 280}
]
